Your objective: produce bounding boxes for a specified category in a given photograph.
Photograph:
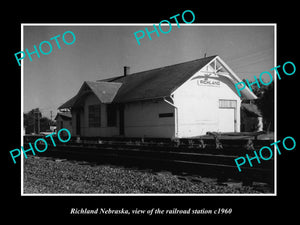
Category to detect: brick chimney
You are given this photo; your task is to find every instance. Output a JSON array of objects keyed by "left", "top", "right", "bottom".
[{"left": 124, "top": 66, "right": 130, "bottom": 76}]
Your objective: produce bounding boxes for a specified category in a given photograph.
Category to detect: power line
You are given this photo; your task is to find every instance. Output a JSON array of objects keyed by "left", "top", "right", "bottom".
[
  {"left": 235, "top": 71, "right": 265, "bottom": 74},
  {"left": 226, "top": 48, "right": 273, "bottom": 64}
]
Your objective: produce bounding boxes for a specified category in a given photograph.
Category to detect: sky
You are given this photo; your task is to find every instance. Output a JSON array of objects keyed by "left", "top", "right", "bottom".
[{"left": 23, "top": 24, "right": 275, "bottom": 119}]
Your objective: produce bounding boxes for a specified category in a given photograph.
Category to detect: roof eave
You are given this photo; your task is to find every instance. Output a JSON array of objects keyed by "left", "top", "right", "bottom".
[{"left": 216, "top": 56, "right": 258, "bottom": 100}]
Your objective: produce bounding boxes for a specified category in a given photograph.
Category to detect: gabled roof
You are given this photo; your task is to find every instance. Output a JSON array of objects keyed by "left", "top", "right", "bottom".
[
  {"left": 58, "top": 81, "right": 122, "bottom": 109},
  {"left": 110, "top": 55, "right": 218, "bottom": 103},
  {"left": 59, "top": 55, "right": 256, "bottom": 109},
  {"left": 84, "top": 81, "right": 122, "bottom": 103},
  {"left": 54, "top": 111, "right": 72, "bottom": 120}
]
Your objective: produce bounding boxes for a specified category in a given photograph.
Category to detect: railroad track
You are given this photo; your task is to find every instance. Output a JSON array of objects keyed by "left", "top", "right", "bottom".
[{"left": 27, "top": 141, "right": 274, "bottom": 186}]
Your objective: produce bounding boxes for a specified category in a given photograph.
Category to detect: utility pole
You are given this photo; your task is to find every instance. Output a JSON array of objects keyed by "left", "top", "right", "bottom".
[
  {"left": 33, "top": 109, "right": 35, "bottom": 134},
  {"left": 37, "top": 109, "right": 40, "bottom": 134},
  {"left": 34, "top": 108, "right": 40, "bottom": 134},
  {"left": 50, "top": 110, "right": 53, "bottom": 122}
]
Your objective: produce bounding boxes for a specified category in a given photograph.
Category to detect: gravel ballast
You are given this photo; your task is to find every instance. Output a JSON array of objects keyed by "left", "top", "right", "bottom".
[{"left": 23, "top": 156, "right": 271, "bottom": 194}]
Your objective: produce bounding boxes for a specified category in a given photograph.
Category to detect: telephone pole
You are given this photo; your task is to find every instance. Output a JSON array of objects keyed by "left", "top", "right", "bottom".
[
  {"left": 37, "top": 109, "right": 40, "bottom": 134},
  {"left": 34, "top": 108, "right": 40, "bottom": 134},
  {"left": 33, "top": 110, "right": 35, "bottom": 134}
]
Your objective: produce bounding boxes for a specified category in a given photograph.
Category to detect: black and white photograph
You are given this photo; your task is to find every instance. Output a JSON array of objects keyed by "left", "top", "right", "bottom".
[
  {"left": 4, "top": 5, "right": 298, "bottom": 221},
  {"left": 21, "top": 24, "right": 275, "bottom": 195}
]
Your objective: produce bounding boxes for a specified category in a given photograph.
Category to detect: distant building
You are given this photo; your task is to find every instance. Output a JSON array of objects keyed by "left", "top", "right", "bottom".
[
  {"left": 55, "top": 111, "right": 72, "bottom": 133},
  {"left": 59, "top": 55, "right": 256, "bottom": 138},
  {"left": 50, "top": 125, "right": 56, "bottom": 132}
]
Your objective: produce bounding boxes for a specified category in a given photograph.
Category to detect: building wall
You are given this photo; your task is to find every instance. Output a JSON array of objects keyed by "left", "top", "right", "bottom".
[
  {"left": 56, "top": 116, "right": 72, "bottom": 134},
  {"left": 124, "top": 100, "right": 175, "bottom": 138},
  {"left": 71, "top": 93, "right": 119, "bottom": 137},
  {"left": 71, "top": 109, "right": 81, "bottom": 136},
  {"left": 173, "top": 67, "right": 241, "bottom": 138},
  {"left": 71, "top": 93, "right": 175, "bottom": 138}
]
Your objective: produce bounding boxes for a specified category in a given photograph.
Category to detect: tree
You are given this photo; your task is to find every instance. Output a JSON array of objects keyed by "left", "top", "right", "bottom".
[
  {"left": 24, "top": 108, "right": 52, "bottom": 134},
  {"left": 256, "top": 82, "right": 274, "bottom": 132},
  {"left": 242, "top": 79, "right": 274, "bottom": 132}
]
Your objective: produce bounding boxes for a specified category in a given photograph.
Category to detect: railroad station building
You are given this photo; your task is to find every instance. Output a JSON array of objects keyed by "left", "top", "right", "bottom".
[{"left": 59, "top": 55, "right": 257, "bottom": 138}]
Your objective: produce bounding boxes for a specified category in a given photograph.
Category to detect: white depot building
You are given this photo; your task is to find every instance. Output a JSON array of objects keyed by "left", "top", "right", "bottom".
[{"left": 59, "top": 55, "right": 256, "bottom": 138}]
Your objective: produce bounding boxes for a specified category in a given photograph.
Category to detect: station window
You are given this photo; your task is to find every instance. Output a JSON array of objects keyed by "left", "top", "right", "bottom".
[
  {"left": 219, "top": 99, "right": 237, "bottom": 108},
  {"left": 88, "top": 104, "right": 101, "bottom": 127},
  {"left": 159, "top": 113, "right": 174, "bottom": 118}
]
